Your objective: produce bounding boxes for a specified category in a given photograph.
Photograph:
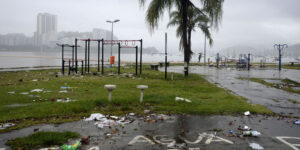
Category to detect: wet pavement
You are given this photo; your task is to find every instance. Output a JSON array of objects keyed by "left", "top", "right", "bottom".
[
  {"left": 166, "top": 66, "right": 300, "bottom": 117},
  {"left": 0, "top": 115, "right": 299, "bottom": 150}
]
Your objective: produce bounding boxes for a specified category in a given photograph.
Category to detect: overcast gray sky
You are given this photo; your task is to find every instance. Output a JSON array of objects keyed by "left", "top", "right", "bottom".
[{"left": 0, "top": 0, "right": 300, "bottom": 53}]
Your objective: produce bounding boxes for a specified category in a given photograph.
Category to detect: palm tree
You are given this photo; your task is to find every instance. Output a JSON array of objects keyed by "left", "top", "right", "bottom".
[
  {"left": 167, "top": 6, "right": 213, "bottom": 61},
  {"left": 139, "top": 0, "right": 224, "bottom": 76}
]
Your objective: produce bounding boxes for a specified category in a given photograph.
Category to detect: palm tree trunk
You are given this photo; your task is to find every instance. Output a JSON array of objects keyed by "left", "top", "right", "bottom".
[
  {"left": 188, "top": 28, "right": 192, "bottom": 60},
  {"left": 181, "top": 0, "right": 189, "bottom": 77}
]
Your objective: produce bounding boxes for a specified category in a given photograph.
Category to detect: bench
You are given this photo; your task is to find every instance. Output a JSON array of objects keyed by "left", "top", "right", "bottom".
[
  {"left": 150, "top": 64, "right": 159, "bottom": 71},
  {"left": 159, "top": 62, "right": 170, "bottom": 67}
]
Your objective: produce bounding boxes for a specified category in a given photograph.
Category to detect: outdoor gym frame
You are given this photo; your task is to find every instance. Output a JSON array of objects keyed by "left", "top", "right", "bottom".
[{"left": 58, "top": 39, "right": 143, "bottom": 76}]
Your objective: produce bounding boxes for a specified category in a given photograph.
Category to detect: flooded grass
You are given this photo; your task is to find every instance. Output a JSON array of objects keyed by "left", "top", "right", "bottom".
[
  {"left": 239, "top": 77, "right": 300, "bottom": 94},
  {"left": 6, "top": 131, "right": 79, "bottom": 150},
  {"left": 0, "top": 66, "right": 271, "bottom": 132}
]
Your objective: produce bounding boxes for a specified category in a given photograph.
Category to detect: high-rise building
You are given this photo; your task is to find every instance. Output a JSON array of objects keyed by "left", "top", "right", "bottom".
[{"left": 34, "top": 13, "right": 57, "bottom": 46}]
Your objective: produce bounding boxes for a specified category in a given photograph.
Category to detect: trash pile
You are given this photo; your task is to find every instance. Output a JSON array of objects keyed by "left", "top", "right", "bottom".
[
  {"left": 56, "top": 98, "right": 76, "bottom": 103},
  {"left": 228, "top": 124, "right": 261, "bottom": 138},
  {"left": 84, "top": 113, "right": 133, "bottom": 129},
  {"left": 294, "top": 119, "right": 300, "bottom": 125},
  {"left": 175, "top": 97, "right": 192, "bottom": 103},
  {"left": 0, "top": 123, "right": 15, "bottom": 130}
]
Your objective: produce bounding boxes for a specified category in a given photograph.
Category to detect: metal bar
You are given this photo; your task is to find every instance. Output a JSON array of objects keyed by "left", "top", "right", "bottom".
[
  {"left": 118, "top": 43, "right": 121, "bottom": 75},
  {"left": 81, "top": 60, "right": 84, "bottom": 75},
  {"left": 62, "top": 60, "right": 65, "bottom": 75},
  {"left": 88, "top": 39, "right": 90, "bottom": 73},
  {"left": 136, "top": 46, "right": 138, "bottom": 76},
  {"left": 165, "top": 33, "right": 167, "bottom": 80},
  {"left": 85, "top": 40, "right": 87, "bottom": 72},
  {"left": 98, "top": 40, "right": 100, "bottom": 72},
  {"left": 72, "top": 46, "right": 74, "bottom": 67},
  {"left": 68, "top": 59, "right": 71, "bottom": 75},
  {"left": 102, "top": 40, "right": 104, "bottom": 75},
  {"left": 248, "top": 53, "right": 251, "bottom": 71},
  {"left": 140, "top": 39, "right": 143, "bottom": 75},
  {"left": 75, "top": 38, "right": 78, "bottom": 73},
  {"left": 279, "top": 47, "right": 282, "bottom": 71},
  {"left": 62, "top": 45, "right": 64, "bottom": 75}
]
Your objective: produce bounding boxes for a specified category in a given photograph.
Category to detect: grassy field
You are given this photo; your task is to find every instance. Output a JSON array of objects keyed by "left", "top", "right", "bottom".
[
  {"left": 0, "top": 66, "right": 271, "bottom": 132},
  {"left": 6, "top": 131, "right": 79, "bottom": 150}
]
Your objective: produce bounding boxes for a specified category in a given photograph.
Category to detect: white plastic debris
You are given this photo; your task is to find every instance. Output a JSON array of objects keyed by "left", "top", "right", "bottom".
[
  {"left": 8, "top": 91, "right": 15, "bottom": 95},
  {"left": 19, "top": 92, "right": 29, "bottom": 95},
  {"left": 30, "top": 89, "right": 43, "bottom": 93},
  {"left": 85, "top": 113, "right": 105, "bottom": 121},
  {"left": 243, "top": 131, "right": 261, "bottom": 137},
  {"left": 56, "top": 98, "right": 76, "bottom": 103},
  {"left": 244, "top": 111, "right": 250, "bottom": 116},
  {"left": 244, "top": 125, "right": 251, "bottom": 131},
  {"left": 144, "top": 110, "right": 150, "bottom": 114},
  {"left": 249, "top": 143, "right": 264, "bottom": 149},
  {"left": 32, "top": 79, "right": 38, "bottom": 82},
  {"left": 129, "top": 113, "right": 135, "bottom": 116},
  {"left": 175, "top": 97, "right": 192, "bottom": 103},
  {"left": 294, "top": 119, "right": 300, "bottom": 125},
  {"left": 110, "top": 116, "right": 119, "bottom": 120},
  {"left": 0, "top": 123, "right": 15, "bottom": 130},
  {"left": 59, "top": 90, "right": 68, "bottom": 93}
]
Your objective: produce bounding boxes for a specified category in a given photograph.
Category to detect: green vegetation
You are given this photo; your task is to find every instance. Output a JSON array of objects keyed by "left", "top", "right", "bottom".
[
  {"left": 0, "top": 66, "right": 271, "bottom": 132},
  {"left": 239, "top": 77, "right": 300, "bottom": 94},
  {"left": 6, "top": 131, "right": 79, "bottom": 150}
]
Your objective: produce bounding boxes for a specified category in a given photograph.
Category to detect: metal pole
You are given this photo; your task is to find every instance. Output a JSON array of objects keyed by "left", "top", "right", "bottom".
[
  {"left": 204, "top": 34, "right": 206, "bottom": 66},
  {"left": 68, "top": 59, "right": 71, "bottom": 75},
  {"left": 62, "top": 45, "right": 64, "bottom": 75},
  {"left": 279, "top": 47, "right": 282, "bottom": 71},
  {"left": 98, "top": 40, "right": 100, "bottom": 72},
  {"left": 118, "top": 43, "right": 121, "bottom": 75},
  {"left": 75, "top": 38, "right": 78, "bottom": 73},
  {"left": 136, "top": 46, "right": 138, "bottom": 76},
  {"left": 88, "top": 39, "right": 90, "bottom": 73},
  {"left": 72, "top": 46, "right": 74, "bottom": 68},
  {"left": 248, "top": 53, "right": 251, "bottom": 71},
  {"left": 85, "top": 40, "right": 87, "bottom": 72},
  {"left": 165, "top": 32, "right": 167, "bottom": 80},
  {"left": 111, "top": 23, "right": 113, "bottom": 58},
  {"left": 81, "top": 60, "right": 84, "bottom": 75},
  {"left": 140, "top": 39, "right": 143, "bottom": 75},
  {"left": 102, "top": 40, "right": 104, "bottom": 75}
]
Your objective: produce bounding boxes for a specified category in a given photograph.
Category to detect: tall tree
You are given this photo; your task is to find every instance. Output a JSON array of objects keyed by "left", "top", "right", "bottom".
[
  {"left": 139, "top": 0, "right": 224, "bottom": 77},
  {"left": 167, "top": 6, "right": 213, "bottom": 60}
]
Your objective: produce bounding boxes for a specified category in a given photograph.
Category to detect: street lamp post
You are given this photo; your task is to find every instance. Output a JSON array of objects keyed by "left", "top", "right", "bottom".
[{"left": 106, "top": 19, "right": 120, "bottom": 58}]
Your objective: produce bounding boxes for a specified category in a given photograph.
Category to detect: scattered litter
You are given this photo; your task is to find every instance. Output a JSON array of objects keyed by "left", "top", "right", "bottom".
[
  {"left": 61, "top": 140, "right": 81, "bottom": 150},
  {"left": 31, "top": 89, "right": 43, "bottom": 93},
  {"left": 249, "top": 143, "right": 264, "bottom": 149},
  {"left": 243, "top": 131, "right": 261, "bottom": 137},
  {"left": 294, "top": 120, "right": 300, "bottom": 125},
  {"left": 144, "top": 110, "right": 150, "bottom": 114},
  {"left": 229, "top": 130, "right": 233, "bottom": 134},
  {"left": 129, "top": 113, "right": 135, "bottom": 116},
  {"left": 61, "top": 86, "right": 71, "bottom": 90},
  {"left": 32, "top": 79, "right": 38, "bottom": 82},
  {"left": 175, "top": 97, "right": 191, "bottom": 103},
  {"left": 19, "top": 92, "right": 29, "bottom": 95},
  {"left": 85, "top": 113, "right": 105, "bottom": 121},
  {"left": 0, "top": 123, "right": 15, "bottom": 130},
  {"left": 59, "top": 90, "right": 68, "bottom": 93},
  {"left": 8, "top": 91, "right": 15, "bottom": 95},
  {"left": 244, "top": 111, "right": 251, "bottom": 116},
  {"left": 57, "top": 98, "right": 76, "bottom": 103},
  {"left": 85, "top": 113, "right": 132, "bottom": 129},
  {"left": 244, "top": 126, "right": 251, "bottom": 131}
]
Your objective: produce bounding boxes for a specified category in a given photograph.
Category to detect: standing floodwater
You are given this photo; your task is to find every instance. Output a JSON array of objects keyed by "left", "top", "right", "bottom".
[{"left": 167, "top": 66, "right": 300, "bottom": 117}]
